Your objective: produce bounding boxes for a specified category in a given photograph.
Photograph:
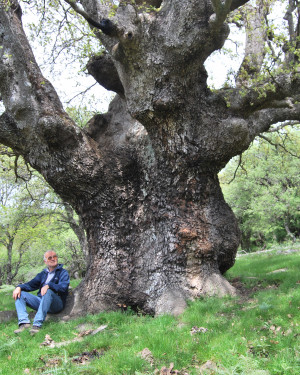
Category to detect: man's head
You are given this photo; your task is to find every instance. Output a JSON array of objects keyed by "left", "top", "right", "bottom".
[{"left": 44, "top": 250, "right": 58, "bottom": 271}]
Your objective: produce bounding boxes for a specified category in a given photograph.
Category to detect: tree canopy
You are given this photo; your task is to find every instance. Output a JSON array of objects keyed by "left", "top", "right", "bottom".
[{"left": 220, "top": 125, "right": 300, "bottom": 250}]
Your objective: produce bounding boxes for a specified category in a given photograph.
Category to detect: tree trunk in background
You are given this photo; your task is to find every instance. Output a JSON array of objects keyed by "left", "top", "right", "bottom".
[
  {"left": 6, "top": 237, "right": 13, "bottom": 285},
  {"left": 1, "top": 0, "right": 300, "bottom": 315}
]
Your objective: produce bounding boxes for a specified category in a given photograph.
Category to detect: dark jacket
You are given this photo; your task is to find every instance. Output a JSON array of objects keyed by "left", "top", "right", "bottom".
[{"left": 18, "top": 264, "right": 70, "bottom": 307}]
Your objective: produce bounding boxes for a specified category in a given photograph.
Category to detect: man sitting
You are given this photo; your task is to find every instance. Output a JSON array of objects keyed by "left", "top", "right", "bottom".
[{"left": 12, "top": 250, "right": 70, "bottom": 335}]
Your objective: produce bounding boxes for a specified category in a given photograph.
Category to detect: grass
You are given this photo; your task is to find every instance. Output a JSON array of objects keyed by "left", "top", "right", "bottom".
[
  {"left": 0, "top": 244, "right": 299, "bottom": 375},
  {"left": 0, "top": 285, "right": 15, "bottom": 311}
]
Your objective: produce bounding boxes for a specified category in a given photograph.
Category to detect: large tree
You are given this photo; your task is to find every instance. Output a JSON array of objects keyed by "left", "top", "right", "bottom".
[{"left": 1, "top": 0, "right": 300, "bottom": 315}]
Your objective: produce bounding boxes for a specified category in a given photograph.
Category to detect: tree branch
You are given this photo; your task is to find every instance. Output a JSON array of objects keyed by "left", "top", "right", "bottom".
[
  {"left": 248, "top": 100, "right": 300, "bottom": 138},
  {"left": 227, "top": 154, "right": 243, "bottom": 184},
  {"left": 223, "top": 70, "right": 300, "bottom": 112},
  {"left": 210, "top": 0, "right": 233, "bottom": 29},
  {"left": 266, "top": 121, "right": 299, "bottom": 133},
  {"left": 0, "top": 1, "right": 119, "bottom": 207},
  {"left": 65, "top": 83, "right": 97, "bottom": 105},
  {"left": 230, "top": 0, "right": 249, "bottom": 12},
  {"left": 236, "top": 1, "right": 268, "bottom": 86},
  {"left": 86, "top": 53, "right": 124, "bottom": 97},
  {"left": 258, "top": 134, "right": 300, "bottom": 158},
  {"left": 64, "top": 0, "right": 118, "bottom": 36}
]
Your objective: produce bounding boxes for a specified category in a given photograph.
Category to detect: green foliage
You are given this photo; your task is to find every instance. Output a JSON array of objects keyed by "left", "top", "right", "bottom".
[
  {"left": 220, "top": 126, "right": 300, "bottom": 250},
  {"left": 0, "top": 248, "right": 299, "bottom": 374},
  {"left": 0, "top": 151, "right": 87, "bottom": 284},
  {"left": 66, "top": 105, "right": 95, "bottom": 128},
  {"left": 0, "top": 338, "right": 17, "bottom": 354},
  {"left": 0, "top": 285, "right": 14, "bottom": 311}
]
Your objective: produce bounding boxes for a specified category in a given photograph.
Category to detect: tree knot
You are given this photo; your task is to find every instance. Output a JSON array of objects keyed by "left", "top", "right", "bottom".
[{"left": 178, "top": 228, "right": 197, "bottom": 240}]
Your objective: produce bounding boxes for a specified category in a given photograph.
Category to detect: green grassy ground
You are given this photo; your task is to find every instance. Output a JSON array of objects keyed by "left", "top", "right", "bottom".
[{"left": 0, "top": 244, "right": 299, "bottom": 374}]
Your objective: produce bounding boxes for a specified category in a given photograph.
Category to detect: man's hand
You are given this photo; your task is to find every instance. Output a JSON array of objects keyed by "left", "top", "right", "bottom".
[
  {"left": 41, "top": 285, "right": 49, "bottom": 296},
  {"left": 12, "top": 287, "right": 21, "bottom": 300}
]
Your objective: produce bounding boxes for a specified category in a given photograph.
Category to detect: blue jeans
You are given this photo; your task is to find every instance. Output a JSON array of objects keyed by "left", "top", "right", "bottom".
[{"left": 15, "top": 290, "right": 64, "bottom": 327}]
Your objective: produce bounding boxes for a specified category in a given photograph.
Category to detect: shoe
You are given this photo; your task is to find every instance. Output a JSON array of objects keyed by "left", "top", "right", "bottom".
[
  {"left": 14, "top": 323, "right": 31, "bottom": 334},
  {"left": 29, "top": 325, "right": 41, "bottom": 335}
]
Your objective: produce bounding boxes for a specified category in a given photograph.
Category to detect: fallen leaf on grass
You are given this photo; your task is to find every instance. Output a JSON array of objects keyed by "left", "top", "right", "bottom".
[
  {"left": 154, "top": 363, "right": 181, "bottom": 374},
  {"left": 40, "top": 334, "right": 54, "bottom": 347},
  {"left": 190, "top": 326, "right": 208, "bottom": 335},
  {"left": 72, "top": 349, "right": 104, "bottom": 365},
  {"left": 39, "top": 355, "right": 61, "bottom": 368}
]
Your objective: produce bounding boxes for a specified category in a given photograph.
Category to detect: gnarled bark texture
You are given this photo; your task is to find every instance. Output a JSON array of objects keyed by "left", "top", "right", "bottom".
[{"left": 1, "top": 0, "right": 300, "bottom": 315}]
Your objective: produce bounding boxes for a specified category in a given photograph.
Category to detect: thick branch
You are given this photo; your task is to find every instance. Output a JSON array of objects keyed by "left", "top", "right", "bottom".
[
  {"left": 223, "top": 72, "right": 300, "bottom": 114},
  {"left": 236, "top": 1, "right": 268, "bottom": 85},
  {"left": 267, "top": 121, "right": 299, "bottom": 132},
  {"left": 284, "top": 0, "right": 296, "bottom": 40},
  {"left": 248, "top": 101, "right": 300, "bottom": 137},
  {"left": 86, "top": 53, "right": 124, "bottom": 97},
  {"left": 230, "top": 0, "right": 249, "bottom": 11},
  {"left": 219, "top": 69, "right": 300, "bottom": 141},
  {"left": 65, "top": 0, "right": 111, "bottom": 21},
  {"left": 0, "top": 1, "right": 116, "bottom": 207},
  {"left": 210, "top": 0, "right": 233, "bottom": 28},
  {"left": 64, "top": 0, "right": 118, "bottom": 36}
]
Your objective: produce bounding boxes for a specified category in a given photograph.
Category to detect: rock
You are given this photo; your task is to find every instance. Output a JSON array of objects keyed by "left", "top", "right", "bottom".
[
  {"left": 199, "top": 360, "right": 218, "bottom": 374},
  {"left": 138, "top": 348, "right": 154, "bottom": 365},
  {"left": 0, "top": 310, "right": 35, "bottom": 323}
]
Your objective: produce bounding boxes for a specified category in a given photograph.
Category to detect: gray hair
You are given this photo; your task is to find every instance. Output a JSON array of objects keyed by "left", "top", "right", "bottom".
[{"left": 43, "top": 251, "right": 57, "bottom": 261}]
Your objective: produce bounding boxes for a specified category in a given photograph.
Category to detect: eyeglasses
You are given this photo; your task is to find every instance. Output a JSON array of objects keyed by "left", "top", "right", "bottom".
[{"left": 46, "top": 255, "right": 58, "bottom": 261}]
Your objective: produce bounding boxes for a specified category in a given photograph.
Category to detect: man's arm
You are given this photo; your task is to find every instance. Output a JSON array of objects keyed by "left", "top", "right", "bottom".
[{"left": 12, "top": 272, "right": 44, "bottom": 299}]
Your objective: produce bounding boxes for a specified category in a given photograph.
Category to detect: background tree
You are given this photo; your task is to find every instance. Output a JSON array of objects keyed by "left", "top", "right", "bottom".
[
  {"left": 220, "top": 125, "right": 300, "bottom": 250},
  {"left": 0, "top": 153, "right": 46, "bottom": 284},
  {"left": 0, "top": 150, "right": 87, "bottom": 284},
  {"left": 1, "top": 0, "right": 300, "bottom": 316}
]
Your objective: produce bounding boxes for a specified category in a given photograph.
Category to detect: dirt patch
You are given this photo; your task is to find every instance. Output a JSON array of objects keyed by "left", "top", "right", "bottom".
[{"left": 229, "top": 277, "right": 280, "bottom": 304}]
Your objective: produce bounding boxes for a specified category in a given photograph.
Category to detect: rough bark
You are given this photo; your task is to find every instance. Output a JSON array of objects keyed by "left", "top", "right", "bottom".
[
  {"left": 1, "top": 0, "right": 300, "bottom": 316},
  {"left": 236, "top": 2, "right": 268, "bottom": 86},
  {"left": 86, "top": 53, "right": 125, "bottom": 97}
]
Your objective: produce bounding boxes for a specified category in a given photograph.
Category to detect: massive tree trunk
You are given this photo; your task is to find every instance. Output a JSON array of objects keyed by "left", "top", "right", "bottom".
[{"left": 1, "top": 0, "right": 300, "bottom": 315}]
